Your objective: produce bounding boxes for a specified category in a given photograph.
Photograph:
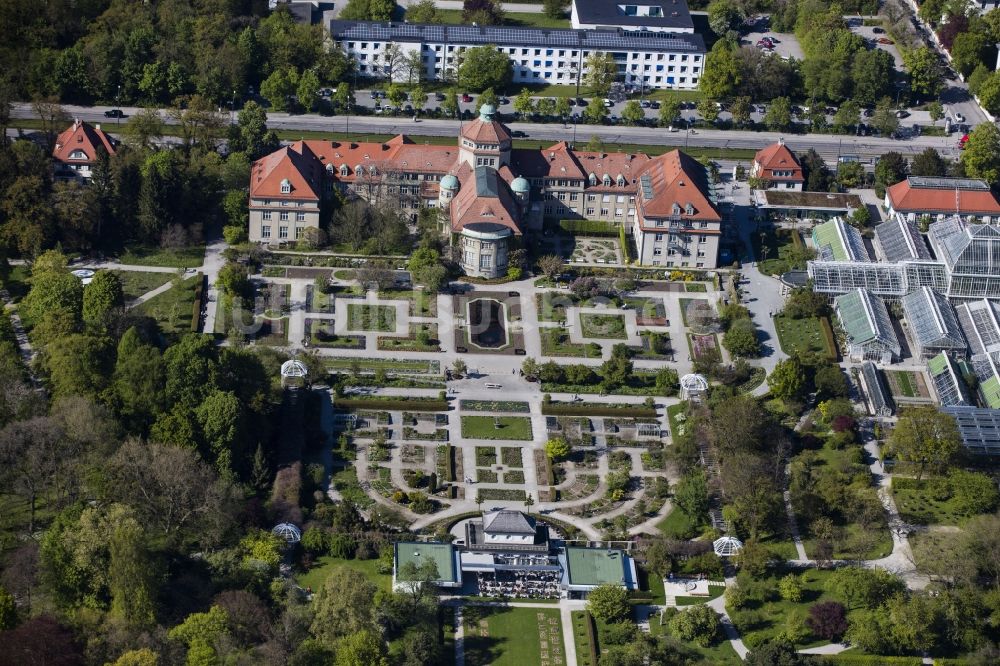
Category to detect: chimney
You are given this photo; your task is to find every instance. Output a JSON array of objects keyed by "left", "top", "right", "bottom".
[
  {"left": 778, "top": 137, "right": 785, "bottom": 146},
  {"left": 95, "top": 123, "right": 101, "bottom": 131}
]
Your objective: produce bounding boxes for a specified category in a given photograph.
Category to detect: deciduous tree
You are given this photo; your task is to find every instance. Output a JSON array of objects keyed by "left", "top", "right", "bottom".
[
  {"left": 586, "top": 584, "right": 630, "bottom": 623},
  {"left": 888, "top": 406, "right": 960, "bottom": 479}
]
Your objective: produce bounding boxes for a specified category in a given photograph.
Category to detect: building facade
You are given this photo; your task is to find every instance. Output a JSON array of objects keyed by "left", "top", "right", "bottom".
[
  {"left": 885, "top": 176, "right": 1000, "bottom": 224},
  {"left": 248, "top": 109, "right": 725, "bottom": 272},
  {"left": 52, "top": 119, "right": 116, "bottom": 181},
  {"left": 328, "top": 21, "right": 705, "bottom": 90},
  {"left": 750, "top": 140, "right": 804, "bottom": 190}
]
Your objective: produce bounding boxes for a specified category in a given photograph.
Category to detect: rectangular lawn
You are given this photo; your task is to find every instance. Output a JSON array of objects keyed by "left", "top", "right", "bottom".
[
  {"left": 464, "top": 606, "right": 565, "bottom": 666},
  {"left": 346, "top": 303, "right": 396, "bottom": 332},
  {"left": 462, "top": 416, "right": 533, "bottom": 440},
  {"left": 579, "top": 313, "right": 627, "bottom": 339},
  {"left": 773, "top": 315, "right": 828, "bottom": 357}
]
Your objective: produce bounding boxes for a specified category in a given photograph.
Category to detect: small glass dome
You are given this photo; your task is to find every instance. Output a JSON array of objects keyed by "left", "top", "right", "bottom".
[
  {"left": 441, "top": 174, "right": 459, "bottom": 190},
  {"left": 479, "top": 104, "right": 496, "bottom": 121},
  {"left": 511, "top": 176, "right": 530, "bottom": 193}
]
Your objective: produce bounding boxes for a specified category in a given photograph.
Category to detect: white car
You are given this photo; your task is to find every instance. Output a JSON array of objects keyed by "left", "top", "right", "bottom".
[
  {"left": 954, "top": 112, "right": 965, "bottom": 123},
  {"left": 668, "top": 125, "right": 679, "bottom": 132},
  {"left": 603, "top": 98, "right": 613, "bottom": 107}
]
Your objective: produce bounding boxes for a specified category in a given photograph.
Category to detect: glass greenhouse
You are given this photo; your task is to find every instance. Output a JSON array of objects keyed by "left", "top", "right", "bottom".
[
  {"left": 834, "top": 288, "right": 900, "bottom": 363},
  {"left": 900, "top": 287, "right": 967, "bottom": 359}
]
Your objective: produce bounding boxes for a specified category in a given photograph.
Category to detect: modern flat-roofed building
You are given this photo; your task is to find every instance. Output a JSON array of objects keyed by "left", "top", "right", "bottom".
[
  {"left": 328, "top": 20, "right": 705, "bottom": 90},
  {"left": 559, "top": 546, "right": 638, "bottom": 594},
  {"left": 885, "top": 176, "right": 1000, "bottom": 224},
  {"left": 392, "top": 542, "right": 463, "bottom": 591},
  {"left": 835, "top": 288, "right": 901, "bottom": 363},
  {"left": 571, "top": 0, "right": 695, "bottom": 33}
]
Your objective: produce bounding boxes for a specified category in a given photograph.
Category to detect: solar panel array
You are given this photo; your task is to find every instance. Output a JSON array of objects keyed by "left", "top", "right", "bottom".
[
  {"left": 328, "top": 20, "right": 705, "bottom": 52},
  {"left": 640, "top": 174, "right": 654, "bottom": 201},
  {"left": 908, "top": 176, "right": 990, "bottom": 191}
]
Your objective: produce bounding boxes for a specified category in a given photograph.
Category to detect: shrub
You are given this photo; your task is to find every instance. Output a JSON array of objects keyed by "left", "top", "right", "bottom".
[
  {"left": 586, "top": 584, "right": 630, "bottom": 623},
  {"left": 778, "top": 574, "right": 803, "bottom": 602},
  {"left": 807, "top": 601, "right": 848, "bottom": 640},
  {"left": 558, "top": 219, "right": 619, "bottom": 236},
  {"left": 950, "top": 470, "right": 1000, "bottom": 515},
  {"left": 301, "top": 527, "right": 329, "bottom": 555},
  {"left": 668, "top": 605, "right": 720, "bottom": 647}
]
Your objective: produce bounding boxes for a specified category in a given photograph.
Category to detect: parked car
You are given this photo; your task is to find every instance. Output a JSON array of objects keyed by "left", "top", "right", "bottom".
[
  {"left": 895, "top": 109, "right": 910, "bottom": 118},
  {"left": 668, "top": 125, "right": 679, "bottom": 132},
  {"left": 959, "top": 134, "right": 970, "bottom": 149},
  {"left": 104, "top": 109, "right": 125, "bottom": 118},
  {"left": 498, "top": 97, "right": 510, "bottom": 105},
  {"left": 370, "top": 90, "right": 382, "bottom": 99},
  {"left": 954, "top": 112, "right": 966, "bottom": 123},
  {"left": 650, "top": 101, "right": 660, "bottom": 109},
  {"left": 603, "top": 98, "right": 614, "bottom": 107},
  {"left": 640, "top": 100, "right": 651, "bottom": 108},
  {"left": 434, "top": 92, "right": 446, "bottom": 101},
  {"left": 872, "top": 26, "right": 885, "bottom": 33},
  {"left": 511, "top": 130, "right": 528, "bottom": 137},
  {"left": 461, "top": 93, "right": 473, "bottom": 102},
  {"left": 575, "top": 98, "right": 588, "bottom": 107},
  {"left": 877, "top": 37, "right": 894, "bottom": 44}
]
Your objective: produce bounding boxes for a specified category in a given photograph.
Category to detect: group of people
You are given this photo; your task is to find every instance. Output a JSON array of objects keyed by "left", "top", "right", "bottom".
[{"left": 476, "top": 569, "right": 561, "bottom": 599}]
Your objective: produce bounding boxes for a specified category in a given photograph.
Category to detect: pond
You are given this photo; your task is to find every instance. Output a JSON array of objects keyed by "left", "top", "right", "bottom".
[{"left": 468, "top": 298, "right": 508, "bottom": 349}]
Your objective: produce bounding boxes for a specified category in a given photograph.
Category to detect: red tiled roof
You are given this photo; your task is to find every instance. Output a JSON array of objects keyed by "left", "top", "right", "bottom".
[
  {"left": 461, "top": 116, "right": 511, "bottom": 144},
  {"left": 886, "top": 179, "right": 1000, "bottom": 215},
  {"left": 250, "top": 142, "right": 323, "bottom": 200},
  {"left": 52, "top": 120, "right": 115, "bottom": 164},
  {"left": 572, "top": 149, "right": 650, "bottom": 192},
  {"left": 635, "top": 150, "right": 721, "bottom": 222},
  {"left": 753, "top": 141, "right": 803, "bottom": 181},
  {"left": 510, "top": 142, "right": 585, "bottom": 180},
  {"left": 450, "top": 166, "right": 522, "bottom": 235}
]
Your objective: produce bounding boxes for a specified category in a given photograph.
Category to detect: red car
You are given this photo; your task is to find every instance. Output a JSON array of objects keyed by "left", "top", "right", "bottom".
[
  {"left": 959, "top": 134, "right": 970, "bottom": 149},
  {"left": 461, "top": 93, "right": 473, "bottom": 103}
]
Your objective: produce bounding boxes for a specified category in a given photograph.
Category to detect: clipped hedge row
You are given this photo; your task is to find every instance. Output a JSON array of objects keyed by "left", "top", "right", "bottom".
[
  {"left": 334, "top": 397, "right": 449, "bottom": 412},
  {"left": 817, "top": 657, "right": 922, "bottom": 666},
  {"left": 542, "top": 403, "right": 657, "bottom": 418},
  {"left": 191, "top": 273, "right": 206, "bottom": 332},
  {"left": 819, "top": 316, "right": 839, "bottom": 361},
  {"left": 584, "top": 611, "right": 599, "bottom": 666},
  {"left": 446, "top": 445, "right": 456, "bottom": 481},
  {"left": 559, "top": 219, "right": 620, "bottom": 237},
  {"left": 618, "top": 224, "right": 632, "bottom": 263}
]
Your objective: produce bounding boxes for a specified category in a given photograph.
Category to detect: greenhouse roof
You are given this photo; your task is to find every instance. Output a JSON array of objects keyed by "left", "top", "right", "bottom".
[
  {"left": 835, "top": 288, "right": 898, "bottom": 353},
  {"left": 901, "top": 287, "right": 967, "bottom": 351},
  {"left": 875, "top": 215, "right": 931, "bottom": 262},
  {"left": 927, "top": 353, "right": 970, "bottom": 407},
  {"left": 813, "top": 218, "right": 869, "bottom": 263}
]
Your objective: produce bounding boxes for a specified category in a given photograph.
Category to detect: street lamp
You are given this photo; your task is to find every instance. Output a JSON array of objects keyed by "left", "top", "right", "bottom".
[
  {"left": 116, "top": 84, "right": 121, "bottom": 126},
  {"left": 230, "top": 89, "right": 237, "bottom": 126}
]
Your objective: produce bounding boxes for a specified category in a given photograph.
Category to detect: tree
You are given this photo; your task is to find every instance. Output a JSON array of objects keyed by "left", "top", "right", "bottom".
[
  {"left": 764, "top": 96, "right": 792, "bottom": 131},
  {"left": 410, "top": 86, "right": 428, "bottom": 112},
  {"left": 335, "top": 629, "right": 389, "bottom": 666},
  {"left": 296, "top": 68, "right": 321, "bottom": 112},
  {"left": 961, "top": 121, "right": 1000, "bottom": 185},
  {"left": 767, "top": 357, "right": 805, "bottom": 401},
  {"left": 722, "top": 318, "right": 759, "bottom": 357},
  {"left": 911, "top": 147, "right": 947, "bottom": 177},
  {"left": 0, "top": 417, "right": 68, "bottom": 533},
  {"left": 708, "top": 0, "right": 745, "bottom": 36},
  {"left": 950, "top": 470, "right": 1000, "bottom": 515},
  {"left": 730, "top": 96, "right": 752, "bottom": 126},
  {"left": 108, "top": 514, "right": 157, "bottom": 626},
  {"left": 310, "top": 567, "right": 377, "bottom": 646},
  {"left": 341, "top": 0, "right": 395, "bottom": 20},
  {"left": 745, "top": 640, "right": 803, "bottom": 666},
  {"left": 122, "top": 108, "right": 164, "bottom": 151},
  {"left": 700, "top": 40, "right": 741, "bottom": 100},
  {"left": 668, "top": 605, "right": 720, "bottom": 647},
  {"left": 871, "top": 96, "right": 900, "bottom": 138},
  {"left": 832, "top": 101, "right": 859, "bottom": 133},
  {"left": 406, "top": 0, "right": 439, "bottom": 23},
  {"left": 0, "top": 586, "right": 15, "bottom": 630},
  {"left": 837, "top": 161, "right": 865, "bottom": 189},
  {"left": 888, "top": 406, "right": 960, "bottom": 480},
  {"left": 658, "top": 98, "right": 681, "bottom": 127},
  {"left": 463, "top": 0, "right": 504, "bottom": 25},
  {"left": 587, "top": 584, "right": 630, "bottom": 623},
  {"left": 543, "top": 0, "right": 566, "bottom": 19},
  {"left": 585, "top": 52, "right": 618, "bottom": 96},
  {"left": 82, "top": 270, "right": 124, "bottom": 333},
  {"left": 583, "top": 101, "right": 608, "bottom": 124},
  {"left": 697, "top": 98, "right": 720, "bottom": 124},
  {"left": 0, "top": 615, "right": 83, "bottom": 666},
  {"left": 537, "top": 254, "right": 564, "bottom": 278},
  {"left": 827, "top": 567, "right": 905, "bottom": 610},
  {"left": 621, "top": 100, "right": 645, "bottom": 125},
  {"left": 20, "top": 251, "right": 81, "bottom": 329},
  {"left": 814, "top": 364, "right": 848, "bottom": 399},
  {"left": 260, "top": 67, "right": 298, "bottom": 112},
  {"left": 458, "top": 45, "right": 512, "bottom": 92},
  {"left": 851, "top": 49, "right": 896, "bottom": 107},
  {"left": 874, "top": 151, "right": 908, "bottom": 196},
  {"left": 903, "top": 47, "right": 944, "bottom": 98},
  {"left": 546, "top": 436, "right": 570, "bottom": 461},
  {"left": 600, "top": 353, "right": 632, "bottom": 390},
  {"left": 555, "top": 96, "right": 572, "bottom": 119},
  {"left": 804, "top": 601, "right": 847, "bottom": 640},
  {"left": 674, "top": 469, "right": 708, "bottom": 520}
]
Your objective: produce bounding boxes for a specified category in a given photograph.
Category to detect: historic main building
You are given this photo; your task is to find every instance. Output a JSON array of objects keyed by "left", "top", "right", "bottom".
[{"left": 248, "top": 105, "right": 723, "bottom": 277}]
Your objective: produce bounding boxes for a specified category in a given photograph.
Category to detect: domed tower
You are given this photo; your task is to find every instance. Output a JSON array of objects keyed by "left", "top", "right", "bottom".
[
  {"left": 439, "top": 173, "right": 459, "bottom": 208},
  {"left": 459, "top": 104, "right": 512, "bottom": 170},
  {"left": 511, "top": 176, "right": 530, "bottom": 211}
]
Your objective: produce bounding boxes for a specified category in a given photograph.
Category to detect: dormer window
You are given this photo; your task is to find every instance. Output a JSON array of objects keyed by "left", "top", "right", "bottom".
[
  {"left": 685, "top": 203, "right": 694, "bottom": 215},
  {"left": 280, "top": 179, "right": 291, "bottom": 194},
  {"left": 672, "top": 203, "right": 681, "bottom": 215},
  {"left": 589, "top": 173, "right": 597, "bottom": 185},
  {"left": 355, "top": 165, "right": 363, "bottom": 175},
  {"left": 340, "top": 165, "right": 349, "bottom": 176},
  {"left": 616, "top": 175, "right": 625, "bottom": 187},
  {"left": 68, "top": 149, "right": 87, "bottom": 160},
  {"left": 602, "top": 175, "right": 611, "bottom": 186}
]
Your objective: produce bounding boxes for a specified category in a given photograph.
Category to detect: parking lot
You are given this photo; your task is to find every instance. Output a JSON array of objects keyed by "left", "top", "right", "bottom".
[{"left": 740, "top": 21, "right": 804, "bottom": 62}]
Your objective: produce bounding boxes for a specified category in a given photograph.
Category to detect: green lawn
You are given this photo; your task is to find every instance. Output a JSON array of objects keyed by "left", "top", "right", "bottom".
[
  {"left": 726, "top": 568, "right": 845, "bottom": 649},
  {"left": 114, "top": 270, "right": 176, "bottom": 301},
  {"left": 323, "top": 357, "right": 437, "bottom": 374},
  {"left": 378, "top": 289, "right": 437, "bottom": 317},
  {"left": 656, "top": 506, "right": 707, "bottom": 539},
  {"left": 461, "top": 416, "right": 533, "bottom": 441},
  {"left": 579, "top": 313, "right": 628, "bottom": 339},
  {"left": 1, "top": 265, "right": 30, "bottom": 303},
  {"left": 132, "top": 274, "right": 201, "bottom": 338},
  {"left": 464, "top": 606, "right": 566, "bottom": 666},
  {"left": 346, "top": 303, "right": 397, "bottom": 332},
  {"left": 773, "top": 315, "right": 828, "bottom": 357},
  {"left": 570, "top": 611, "right": 598, "bottom": 666},
  {"left": 891, "top": 477, "right": 964, "bottom": 525},
  {"left": 754, "top": 228, "right": 811, "bottom": 276},
  {"left": 434, "top": 8, "right": 571, "bottom": 28},
  {"left": 120, "top": 245, "right": 205, "bottom": 268},
  {"left": 676, "top": 584, "right": 725, "bottom": 605},
  {"left": 648, "top": 610, "right": 741, "bottom": 664},
  {"left": 295, "top": 555, "right": 391, "bottom": 594}
]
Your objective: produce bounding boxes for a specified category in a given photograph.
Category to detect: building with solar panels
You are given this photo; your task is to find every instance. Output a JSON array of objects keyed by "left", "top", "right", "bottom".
[
  {"left": 834, "top": 288, "right": 901, "bottom": 363},
  {"left": 900, "top": 287, "right": 966, "bottom": 359},
  {"left": 940, "top": 405, "right": 1000, "bottom": 455},
  {"left": 327, "top": 20, "right": 705, "bottom": 90}
]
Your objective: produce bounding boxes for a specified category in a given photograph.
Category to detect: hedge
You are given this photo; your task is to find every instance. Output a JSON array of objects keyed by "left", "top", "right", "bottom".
[
  {"left": 817, "top": 657, "right": 922, "bottom": 666},
  {"left": 559, "top": 219, "right": 620, "bottom": 237},
  {"left": 334, "top": 397, "right": 449, "bottom": 411},
  {"left": 819, "top": 316, "right": 839, "bottom": 361},
  {"left": 618, "top": 224, "right": 632, "bottom": 263},
  {"left": 542, "top": 403, "right": 657, "bottom": 418},
  {"left": 446, "top": 445, "right": 456, "bottom": 481},
  {"left": 584, "top": 611, "right": 599, "bottom": 666},
  {"left": 191, "top": 273, "right": 206, "bottom": 332}
]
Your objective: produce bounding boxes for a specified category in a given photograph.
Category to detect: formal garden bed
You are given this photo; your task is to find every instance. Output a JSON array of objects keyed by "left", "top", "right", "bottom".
[
  {"left": 346, "top": 303, "right": 397, "bottom": 332},
  {"left": 500, "top": 447, "right": 523, "bottom": 467},
  {"left": 403, "top": 427, "right": 448, "bottom": 441},
  {"left": 377, "top": 323, "right": 440, "bottom": 352},
  {"left": 579, "top": 312, "right": 628, "bottom": 339},
  {"left": 460, "top": 399, "right": 531, "bottom": 413},
  {"left": 477, "top": 488, "right": 528, "bottom": 501},
  {"left": 305, "top": 319, "right": 365, "bottom": 349},
  {"left": 462, "top": 416, "right": 533, "bottom": 440},
  {"left": 323, "top": 357, "right": 440, "bottom": 374},
  {"left": 539, "top": 327, "right": 603, "bottom": 357},
  {"left": 378, "top": 288, "right": 437, "bottom": 317}
]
